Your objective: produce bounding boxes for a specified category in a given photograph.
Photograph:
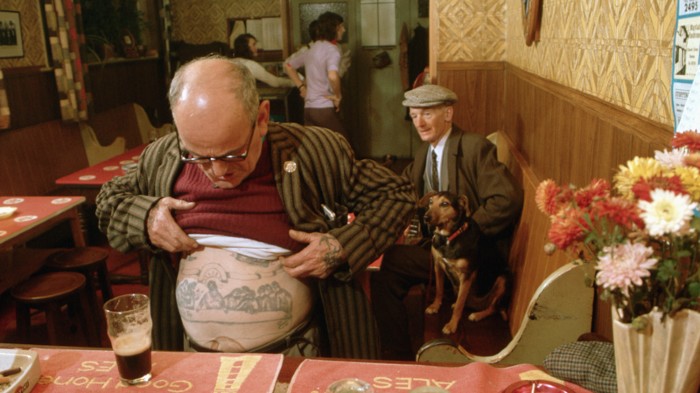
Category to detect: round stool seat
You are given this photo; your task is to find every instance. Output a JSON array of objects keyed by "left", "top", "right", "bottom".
[
  {"left": 47, "top": 247, "right": 109, "bottom": 270},
  {"left": 11, "top": 271, "right": 86, "bottom": 302},
  {"left": 10, "top": 271, "right": 100, "bottom": 346},
  {"left": 46, "top": 246, "right": 113, "bottom": 304}
]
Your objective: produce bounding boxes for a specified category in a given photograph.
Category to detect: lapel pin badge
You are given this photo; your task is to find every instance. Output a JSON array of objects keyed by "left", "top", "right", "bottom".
[{"left": 283, "top": 160, "right": 297, "bottom": 173}]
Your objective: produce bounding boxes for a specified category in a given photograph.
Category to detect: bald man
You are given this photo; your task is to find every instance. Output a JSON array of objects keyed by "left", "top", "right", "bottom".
[{"left": 96, "top": 55, "right": 414, "bottom": 358}]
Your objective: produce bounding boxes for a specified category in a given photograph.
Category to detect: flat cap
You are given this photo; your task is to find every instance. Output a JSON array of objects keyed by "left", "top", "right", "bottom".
[{"left": 402, "top": 84, "right": 458, "bottom": 107}]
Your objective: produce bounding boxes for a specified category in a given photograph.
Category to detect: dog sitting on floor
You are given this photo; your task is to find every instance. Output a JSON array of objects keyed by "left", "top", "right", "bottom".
[{"left": 421, "top": 191, "right": 510, "bottom": 335}]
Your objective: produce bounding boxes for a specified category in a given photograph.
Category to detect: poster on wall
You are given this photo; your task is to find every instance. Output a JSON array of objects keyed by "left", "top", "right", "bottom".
[
  {"left": 0, "top": 11, "right": 24, "bottom": 58},
  {"left": 672, "top": 0, "right": 700, "bottom": 132}
]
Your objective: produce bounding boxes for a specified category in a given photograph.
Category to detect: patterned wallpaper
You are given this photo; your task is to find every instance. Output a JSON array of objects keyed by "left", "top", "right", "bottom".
[
  {"left": 436, "top": 0, "right": 676, "bottom": 127},
  {"left": 170, "top": 0, "right": 280, "bottom": 44},
  {"left": 0, "top": 0, "right": 47, "bottom": 69}
]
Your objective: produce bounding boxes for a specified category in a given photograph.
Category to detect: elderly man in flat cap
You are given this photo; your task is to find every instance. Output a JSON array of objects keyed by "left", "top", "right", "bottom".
[{"left": 370, "top": 84, "right": 524, "bottom": 360}]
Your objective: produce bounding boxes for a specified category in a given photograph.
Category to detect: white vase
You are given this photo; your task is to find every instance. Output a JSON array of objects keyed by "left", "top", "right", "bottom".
[{"left": 612, "top": 307, "right": 700, "bottom": 393}]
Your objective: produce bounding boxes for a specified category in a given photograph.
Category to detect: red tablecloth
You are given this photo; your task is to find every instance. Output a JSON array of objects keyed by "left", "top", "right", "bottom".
[
  {"left": 32, "top": 348, "right": 283, "bottom": 393},
  {"left": 55, "top": 145, "right": 147, "bottom": 187},
  {"left": 287, "top": 359, "right": 593, "bottom": 393},
  {"left": 0, "top": 196, "right": 85, "bottom": 246}
]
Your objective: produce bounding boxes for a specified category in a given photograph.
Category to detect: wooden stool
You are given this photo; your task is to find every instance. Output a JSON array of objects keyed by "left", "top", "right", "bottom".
[
  {"left": 11, "top": 271, "right": 100, "bottom": 346},
  {"left": 46, "top": 247, "right": 113, "bottom": 304}
]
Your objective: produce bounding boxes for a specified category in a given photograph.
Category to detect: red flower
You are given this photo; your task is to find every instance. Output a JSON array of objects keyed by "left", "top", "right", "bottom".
[
  {"left": 590, "top": 197, "right": 644, "bottom": 232},
  {"left": 548, "top": 208, "right": 589, "bottom": 250},
  {"left": 574, "top": 179, "right": 610, "bottom": 208},
  {"left": 631, "top": 175, "right": 688, "bottom": 201},
  {"left": 671, "top": 130, "right": 700, "bottom": 152}
]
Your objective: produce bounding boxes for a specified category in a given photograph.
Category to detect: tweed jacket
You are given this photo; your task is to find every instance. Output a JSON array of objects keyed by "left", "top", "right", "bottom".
[
  {"left": 403, "top": 125, "right": 523, "bottom": 237},
  {"left": 96, "top": 122, "right": 415, "bottom": 358}
]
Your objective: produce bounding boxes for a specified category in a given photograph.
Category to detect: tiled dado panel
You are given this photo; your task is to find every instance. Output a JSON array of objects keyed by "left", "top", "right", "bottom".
[
  {"left": 0, "top": 1, "right": 47, "bottom": 69},
  {"left": 170, "top": 0, "right": 280, "bottom": 44},
  {"left": 437, "top": 0, "right": 676, "bottom": 127}
]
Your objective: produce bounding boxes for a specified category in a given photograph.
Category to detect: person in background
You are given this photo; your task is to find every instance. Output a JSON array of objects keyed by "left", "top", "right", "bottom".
[
  {"left": 233, "top": 33, "right": 295, "bottom": 88},
  {"left": 284, "top": 12, "right": 348, "bottom": 139},
  {"left": 370, "top": 84, "right": 524, "bottom": 360},
  {"left": 95, "top": 55, "right": 415, "bottom": 358}
]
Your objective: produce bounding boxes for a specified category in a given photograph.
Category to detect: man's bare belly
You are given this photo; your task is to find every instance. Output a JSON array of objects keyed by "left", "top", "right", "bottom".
[{"left": 176, "top": 246, "right": 313, "bottom": 352}]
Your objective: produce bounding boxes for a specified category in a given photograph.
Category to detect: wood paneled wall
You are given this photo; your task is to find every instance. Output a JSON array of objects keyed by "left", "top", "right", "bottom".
[
  {"left": 436, "top": 61, "right": 674, "bottom": 340},
  {"left": 436, "top": 62, "right": 504, "bottom": 136},
  {"left": 0, "top": 59, "right": 168, "bottom": 197}
]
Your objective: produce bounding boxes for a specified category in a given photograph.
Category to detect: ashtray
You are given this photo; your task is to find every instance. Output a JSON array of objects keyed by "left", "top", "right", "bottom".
[
  {"left": 502, "top": 380, "right": 574, "bottom": 393},
  {"left": 0, "top": 349, "right": 41, "bottom": 393},
  {"left": 0, "top": 206, "right": 17, "bottom": 220}
]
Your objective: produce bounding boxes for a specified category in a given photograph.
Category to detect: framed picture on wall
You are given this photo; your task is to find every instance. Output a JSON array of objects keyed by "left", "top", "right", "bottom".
[{"left": 0, "top": 11, "right": 23, "bottom": 58}]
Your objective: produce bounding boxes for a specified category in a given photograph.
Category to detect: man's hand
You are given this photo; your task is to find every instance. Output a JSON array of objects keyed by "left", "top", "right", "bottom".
[
  {"left": 280, "top": 229, "right": 346, "bottom": 279},
  {"left": 146, "top": 197, "right": 199, "bottom": 253}
]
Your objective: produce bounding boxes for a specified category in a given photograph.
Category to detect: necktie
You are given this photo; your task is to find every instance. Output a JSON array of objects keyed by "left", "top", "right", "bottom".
[{"left": 431, "top": 150, "right": 440, "bottom": 191}]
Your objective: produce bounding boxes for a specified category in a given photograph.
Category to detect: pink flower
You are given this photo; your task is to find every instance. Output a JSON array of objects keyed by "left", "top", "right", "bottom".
[{"left": 595, "top": 241, "right": 657, "bottom": 296}]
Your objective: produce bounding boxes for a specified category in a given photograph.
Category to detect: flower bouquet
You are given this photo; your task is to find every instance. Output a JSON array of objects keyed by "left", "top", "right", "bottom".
[{"left": 535, "top": 130, "right": 700, "bottom": 393}]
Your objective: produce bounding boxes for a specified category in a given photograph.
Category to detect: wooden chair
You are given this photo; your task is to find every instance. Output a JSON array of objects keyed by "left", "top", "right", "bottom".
[
  {"left": 79, "top": 122, "right": 125, "bottom": 166},
  {"left": 416, "top": 262, "right": 595, "bottom": 365},
  {"left": 132, "top": 103, "right": 174, "bottom": 144}
]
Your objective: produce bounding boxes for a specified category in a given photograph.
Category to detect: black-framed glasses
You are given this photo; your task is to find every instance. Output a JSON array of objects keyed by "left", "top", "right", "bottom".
[{"left": 176, "top": 124, "right": 256, "bottom": 165}]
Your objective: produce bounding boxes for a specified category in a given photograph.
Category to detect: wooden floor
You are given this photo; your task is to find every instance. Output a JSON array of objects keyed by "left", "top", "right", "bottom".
[{"left": 406, "top": 285, "right": 512, "bottom": 358}]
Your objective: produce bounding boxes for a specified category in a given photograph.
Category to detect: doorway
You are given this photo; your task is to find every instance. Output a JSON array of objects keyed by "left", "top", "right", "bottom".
[{"left": 287, "top": 0, "right": 426, "bottom": 159}]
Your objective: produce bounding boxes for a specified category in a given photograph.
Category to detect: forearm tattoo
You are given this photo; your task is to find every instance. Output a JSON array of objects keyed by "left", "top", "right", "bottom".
[{"left": 320, "top": 234, "right": 345, "bottom": 270}]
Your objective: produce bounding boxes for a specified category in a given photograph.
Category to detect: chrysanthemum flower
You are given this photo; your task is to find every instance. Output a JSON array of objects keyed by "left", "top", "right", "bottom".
[
  {"left": 631, "top": 175, "right": 687, "bottom": 202},
  {"left": 548, "top": 208, "right": 589, "bottom": 250},
  {"left": 672, "top": 165, "right": 700, "bottom": 201},
  {"left": 655, "top": 148, "right": 687, "bottom": 168},
  {"left": 671, "top": 130, "right": 700, "bottom": 152},
  {"left": 614, "top": 157, "right": 663, "bottom": 199},
  {"left": 590, "top": 197, "right": 644, "bottom": 232},
  {"left": 536, "top": 179, "right": 573, "bottom": 216},
  {"left": 638, "top": 189, "right": 698, "bottom": 236},
  {"left": 595, "top": 241, "right": 657, "bottom": 296},
  {"left": 574, "top": 179, "right": 609, "bottom": 208},
  {"left": 685, "top": 152, "right": 700, "bottom": 170}
]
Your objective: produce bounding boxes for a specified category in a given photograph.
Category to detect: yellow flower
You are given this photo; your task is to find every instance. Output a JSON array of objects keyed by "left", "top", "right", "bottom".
[
  {"left": 614, "top": 157, "right": 664, "bottom": 199},
  {"left": 672, "top": 165, "right": 700, "bottom": 201}
]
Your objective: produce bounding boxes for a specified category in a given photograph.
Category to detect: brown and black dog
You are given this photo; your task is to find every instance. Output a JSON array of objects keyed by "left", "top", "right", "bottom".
[{"left": 421, "top": 191, "right": 509, "bottom": 334}]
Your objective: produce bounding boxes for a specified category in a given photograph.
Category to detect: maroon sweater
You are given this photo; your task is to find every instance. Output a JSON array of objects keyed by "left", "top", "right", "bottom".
[{"left": 173, "top": 141, "right": 304, "bottom": 252}]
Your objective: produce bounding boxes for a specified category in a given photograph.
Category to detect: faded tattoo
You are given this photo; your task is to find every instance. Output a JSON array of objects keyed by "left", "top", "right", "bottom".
[{"left": 320, "top": 234, "right": 345, "bottom": 270}]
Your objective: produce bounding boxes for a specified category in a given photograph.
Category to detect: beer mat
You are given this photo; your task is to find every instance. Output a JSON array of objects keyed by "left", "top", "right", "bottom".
[
  {"left": 287, "top": 359, "right": 594, "bottom": 393},
  {"left": 30, "top": 348, "right": 283, "bottom": 392}
]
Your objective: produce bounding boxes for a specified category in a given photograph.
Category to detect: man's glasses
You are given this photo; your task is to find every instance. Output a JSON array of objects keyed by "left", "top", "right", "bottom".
[{"left": 176, "top": 124, "right": 255, "bottom": 165}]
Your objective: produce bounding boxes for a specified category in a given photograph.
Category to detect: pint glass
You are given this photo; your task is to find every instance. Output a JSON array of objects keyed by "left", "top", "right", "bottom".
[{"left": 103, "top": 293, "right": 153, "bottom": 384}]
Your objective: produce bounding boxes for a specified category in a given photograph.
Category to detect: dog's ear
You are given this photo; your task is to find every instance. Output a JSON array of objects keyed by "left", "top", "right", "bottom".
[
  {"left": 418, "top": 191, "right": 436, "bottom": 208},
  {"left": 458, "top": 195, "right": 471, "bottom": 216}
]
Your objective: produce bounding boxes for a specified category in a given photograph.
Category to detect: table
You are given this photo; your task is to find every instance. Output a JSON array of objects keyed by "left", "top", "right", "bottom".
[
  {"left": 0, "top": 196, "right": 86, "bottom": 251},
  {"left": 0, "top": 345, "right": 593, "bottom": 393},
  {"left": 55, "top": 145, "right": 149, "bottom": 285},
  {"left": 0, "top": 196, "right": 86, "bottom": 293},
  {"left": 55, "top": 145, "right": 147, "bottom": 198}
]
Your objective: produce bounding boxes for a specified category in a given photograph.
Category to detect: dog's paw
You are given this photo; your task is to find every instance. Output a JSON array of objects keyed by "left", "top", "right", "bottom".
[
  {"left": 467, "top": 313, "right": 481, "bottom": 322},
  {"left": 441, "top": 322, "right": 458, "bottom": 335},
  {"left": 425, "top": 302, "right": 441, "bottom": 314}
]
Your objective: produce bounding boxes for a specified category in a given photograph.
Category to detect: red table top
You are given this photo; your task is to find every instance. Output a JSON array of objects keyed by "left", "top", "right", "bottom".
[
  {"left": 0, "top": 196, "right": 85, "bottom": 246},
  {"left": 55, "top": 145, "right": 147, "bottom": 187}
]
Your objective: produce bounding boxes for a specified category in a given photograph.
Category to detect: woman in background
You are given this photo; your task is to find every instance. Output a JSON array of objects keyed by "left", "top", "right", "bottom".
[
  {"left": 284, "top": 12, "right": 348, "bottom": 140},
  {"left": 233, "top": 33, "right": 295, "bottom": 88}
]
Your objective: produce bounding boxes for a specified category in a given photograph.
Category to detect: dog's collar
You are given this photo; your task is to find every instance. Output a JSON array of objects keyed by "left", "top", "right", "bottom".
[{"left": 446, "top": 221, "right": 469, "bottom": 245}]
